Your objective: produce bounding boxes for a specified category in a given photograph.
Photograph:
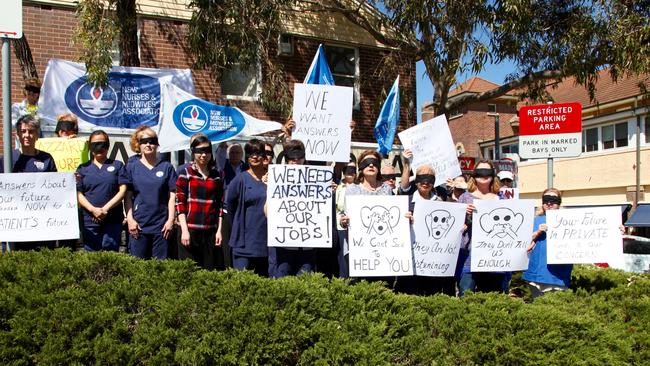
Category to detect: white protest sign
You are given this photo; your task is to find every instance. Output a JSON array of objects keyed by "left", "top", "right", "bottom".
[
  {"left": 412, "top": 200, "right": 467, "bottom": 277},
  {"left": 292, "top": 83, "right": 353, "bottom": 163},
  {"left": 546, "top": 207, "right": 623, "bottom": 264},
  {"left": 347, "top": 195, "right": 412, "bottom": 277},
  {"left": 267, "top": 165, "right": 333, "bottom": 247},
  {"left": 0, "top": 173, "right": 79, "bottom": 241},
  {"left": 470, "top": 199, "right": 535, "bottom": 272},
  {"left": 397, "top": 114, "right": 462, "bottom": 187}
]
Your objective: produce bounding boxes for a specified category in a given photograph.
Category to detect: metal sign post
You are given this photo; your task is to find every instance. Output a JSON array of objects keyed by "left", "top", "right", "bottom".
[{"left": 1, "top": 0, "right": 23, "bottom": 174}]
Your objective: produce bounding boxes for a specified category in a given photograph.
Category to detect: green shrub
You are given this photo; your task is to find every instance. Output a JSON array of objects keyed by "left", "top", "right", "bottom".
[{"left": 0, "top": 250, "right": 648, "bottom": 365}]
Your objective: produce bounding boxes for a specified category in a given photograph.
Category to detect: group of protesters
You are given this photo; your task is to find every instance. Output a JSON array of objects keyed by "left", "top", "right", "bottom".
[{"left": 1, "top": 81, "right": 571, "bottom": 298}]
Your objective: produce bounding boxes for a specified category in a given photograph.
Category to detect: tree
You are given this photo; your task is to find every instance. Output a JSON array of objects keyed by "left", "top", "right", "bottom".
[{"left": 316, "top": 0, "right": 649, "bottom": 116}]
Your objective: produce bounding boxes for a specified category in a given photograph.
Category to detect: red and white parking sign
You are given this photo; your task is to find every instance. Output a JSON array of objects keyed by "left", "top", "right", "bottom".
[{"left": 519, "top": 102, "right": 582, "bottom": 158}]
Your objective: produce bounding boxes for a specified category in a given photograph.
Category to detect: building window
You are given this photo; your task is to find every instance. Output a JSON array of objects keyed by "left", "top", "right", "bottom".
[
  {"left": 450, "top": 108, "right": 463, "bottom": 118},
  {"left": 221, "top": 64, "right": 261, "bottom": 99},
  {"left": 324, "top": 45, "right": 360, "bottom": 110},
  {"left": 615, "top": 122, "right": 628, "bottom": 148},
  {"left": 583, "top": 127, "right": 598, "bottom": 152},
  {"left": 602, "top": 122, "right": 628, "bottom": 149},
  {"left": 487, "top": 104, "right": 497, "bottom": 113},
  {"left": 501, "top": 144, "right": 518, "bottom": 155}
]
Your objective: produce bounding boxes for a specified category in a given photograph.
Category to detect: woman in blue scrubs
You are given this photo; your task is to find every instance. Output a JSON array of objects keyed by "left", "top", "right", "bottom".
[
  {"left": 223, "top": 139, "right": 268, "bottom": 276},
  {"left": 76, "top": 130, "right": 127, "bottom": 252},
  {"left": 124, "top": 126, "right": 177, "bottom": 259}
]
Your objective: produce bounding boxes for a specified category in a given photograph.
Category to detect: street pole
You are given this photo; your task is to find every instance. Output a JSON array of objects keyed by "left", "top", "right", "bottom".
[
  {"left": 546, "top": 101, "right": 553, "bottom": 189},
  {"left": 494, "top": 113, "right": 500, "bottom": 160},
  {"left": 2, "top": 38, "right": 11, "bottom": 174}
]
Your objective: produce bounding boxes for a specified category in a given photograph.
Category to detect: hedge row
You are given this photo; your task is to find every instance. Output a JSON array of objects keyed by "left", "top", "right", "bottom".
[{"left": 1, "top": 250, "right": 648, "bottom": 365}]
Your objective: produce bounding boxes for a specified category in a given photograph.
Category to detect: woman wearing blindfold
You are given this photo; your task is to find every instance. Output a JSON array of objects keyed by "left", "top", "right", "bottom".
[
  {"left": 223, "top": 139, "right": 270, "bottom": 276},
  {"left": 394, "top": 165, "right": 456, "bottom": 296},
  {"left": 75, "top": 130, "right": 127, "bottom": 252},
  {"left": 176, "top": 134, "right": 224, "bottom": 270},
  {"left": 522, "top": 188, "right": 572, "bottom": 298},
  {"left": 55, "top": 113, "right": 79, "bottom": 138},
  {"left": 124, "top": 126, "right": 177, "bottom": 260},
  {"left": 457, "top": 160, "right": 506, "bottom": 295}
]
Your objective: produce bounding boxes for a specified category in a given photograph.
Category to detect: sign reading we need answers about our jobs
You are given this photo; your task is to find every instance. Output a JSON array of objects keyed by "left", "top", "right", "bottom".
[{"left": 519, "top": 102, "right": 582, "bottom": 159}]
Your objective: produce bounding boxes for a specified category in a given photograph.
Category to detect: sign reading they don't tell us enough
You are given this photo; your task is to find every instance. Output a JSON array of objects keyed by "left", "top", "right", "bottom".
[{"left": 0, "top": 173, "right": 79, "bottom": 242}]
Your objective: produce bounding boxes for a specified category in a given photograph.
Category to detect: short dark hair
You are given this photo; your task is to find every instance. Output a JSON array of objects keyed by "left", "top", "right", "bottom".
[{"left": 245, "top": 138, "right": 266, "bottom": 157}]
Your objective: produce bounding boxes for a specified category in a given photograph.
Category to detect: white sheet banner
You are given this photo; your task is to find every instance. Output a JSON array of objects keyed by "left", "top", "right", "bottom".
[
  {"left": 292, "top": 83, "right": 353, "bottom": 163},
  {"left": 397, "top": 114, "right": 462, "bottom": 187},
  {"left": 0, "top": 173, "right": 79, "bottom": 241},
  {"left": 39, "top": 59, "right": 194, "bottom": 134},
  {"left": 346, "top": 195, "right": 412, "bottom": 277},
  {"left": 546, "top": 207, "right": 623, "bottom": 264},
  {"left": 266, "top": 165, "right": 333, "bottom": 248},
  {"left": 412, "top": 200, "right": 466, "bottom": 277},
  {"left": 470, "top": 199, "right": 536, "bottom": 272},
  {"left": 158, "top": 81, "right": 283, "bottom": 152}
]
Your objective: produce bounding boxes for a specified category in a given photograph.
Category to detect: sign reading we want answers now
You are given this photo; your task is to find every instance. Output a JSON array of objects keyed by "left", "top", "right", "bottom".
[{"left": 0, "top": 173, "right": 79, "bottom": 242}]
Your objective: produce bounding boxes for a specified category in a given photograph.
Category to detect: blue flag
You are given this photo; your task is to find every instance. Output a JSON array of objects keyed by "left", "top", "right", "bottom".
[
  {"left": 304, "top": 44, "right": 335, "bottom": 85},
  {"left": 374, "top": 76, "right": 400, "bottom": 157}
]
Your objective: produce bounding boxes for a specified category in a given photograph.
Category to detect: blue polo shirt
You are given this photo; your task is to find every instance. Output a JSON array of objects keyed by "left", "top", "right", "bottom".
[
  {"left": 523, "top": 215, "right": 573, "bottom": 287},
  {"left": 1, "top": 149, "right": 57, "bottom": 173},
  {"left": 226, "top": 171, "right": 267, "bottom": 257},
  {"left": 123, "top": 159, "right": 177, "bottom": 234},
  {"left": 76, "top": 159, "right": 127, "bottom": 227}
]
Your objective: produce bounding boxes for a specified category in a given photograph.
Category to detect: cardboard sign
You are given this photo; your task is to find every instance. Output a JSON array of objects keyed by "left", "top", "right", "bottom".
[
  {"left": 347, "top": 195, "right": 412, "bottom": 277},
  {"left": 267, "top": 165, "right": 333, "bottom": 247},
  {"left": 0, "top": 173, "right": 79, "bottom": 241},
  {"left": 546, "top": 207, "right": 623, "bottom": 264},
  {"left": 470, "top": 199, "right": 536, "bottom": 272},
  {"left": 36, "top": 137, "right": 89, "bottom": 172},
  {"left": 292, "top": 83, "right": 353, "bottom": 162},
  {"left": 412, "top": 201, "right": 466, "bottom": 277},
  {"left": 397, "top": 115, "right": 462, "bottom": 187}
]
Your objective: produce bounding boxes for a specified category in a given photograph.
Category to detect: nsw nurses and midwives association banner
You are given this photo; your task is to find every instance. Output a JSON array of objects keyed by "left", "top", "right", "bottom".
[{"left": 38, "top": 59, "right": 195, "bottom": 134}]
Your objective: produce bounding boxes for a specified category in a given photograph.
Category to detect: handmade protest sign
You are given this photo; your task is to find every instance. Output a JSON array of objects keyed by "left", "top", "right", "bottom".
[
  {"left": 546, "top": 207, "right": 623, "bottom": 264},
  {"left": 36, "top": 137, "right": 89, "bottom": 172},
  {"left": 412, "top": 201, "right": 467, "bottom": 277},
  {"left": 470, "top": 199, "right": 535, "bottom": 272},
  {"left": 0, "top": 172, "right": 79, "bottom": 241},
  {"left": 347, "top": 195, "right": 412, "bottom": 277},
  {"left": 267, "top": 165, "right": 333, "bottom": 247},
  {"left": 397, "top": 114, "right": 462, "bottom": 187},
  {"left": 292, "top": 83, "right": 353, "bottom": 163}
]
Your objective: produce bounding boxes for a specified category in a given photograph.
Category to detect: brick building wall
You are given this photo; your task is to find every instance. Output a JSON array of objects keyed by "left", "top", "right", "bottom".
[{"left": 1, "top": 2, "right": 416, "bottom": 152}]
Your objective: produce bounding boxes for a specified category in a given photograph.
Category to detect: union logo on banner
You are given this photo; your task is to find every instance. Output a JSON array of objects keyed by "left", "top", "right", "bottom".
[
  {"left": 75, "top": 84, "right": 118, "bottom": 118},
  {"left": 172, "top": 99, "right": 245, "bottom": 140}
]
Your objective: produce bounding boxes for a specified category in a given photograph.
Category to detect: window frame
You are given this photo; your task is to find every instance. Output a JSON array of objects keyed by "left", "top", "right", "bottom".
[{"left": 323, "top": 44, "right": 360, "bottom": 110}]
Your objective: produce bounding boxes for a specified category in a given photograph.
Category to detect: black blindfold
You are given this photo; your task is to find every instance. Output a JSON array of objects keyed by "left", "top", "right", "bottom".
[
  {"left": 343, "top": 166, "right": 357, "bottom": 175},
  {"left": 473, "top": 168, "right": 495, "bottom": 178},
  {"left": 25, "top": 85, "right": 40, "bottom": 93},
  {"left": 542, "top": 195, "right": 562, "bottom": 205},
  {"left": 192, "top": 146, "right": 213, "bottom": 155},
  {"left": 57, "top": 121, "right": 76, "bottom": 132},
  {"left": 415, "top": 174, "right": 435, "bottom": 185},
  {"left": 89, "top": 141, "right": 109, "bottom": 153},
  {"left": 139, "top": 137, "right": 159, "bottom": 146},
  {"left": 359, "top": 158, "right": 380, "bottom": 170}
]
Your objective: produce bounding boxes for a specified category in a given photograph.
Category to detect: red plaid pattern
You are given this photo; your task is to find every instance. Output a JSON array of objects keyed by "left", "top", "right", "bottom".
[{"left": 176, "top": 164, "right": 223, "bottom": 230}]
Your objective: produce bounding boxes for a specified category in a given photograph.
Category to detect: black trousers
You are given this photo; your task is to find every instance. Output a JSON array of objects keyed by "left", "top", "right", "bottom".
[{"left": 177, "top": 229, "right": 224, "bottom": 270}]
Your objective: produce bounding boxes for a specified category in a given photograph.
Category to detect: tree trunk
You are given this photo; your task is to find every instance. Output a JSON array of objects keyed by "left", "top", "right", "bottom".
[
  {"left": 12, "top": 35, "right": 39, "bottom": 82},
  {"left": 117, "top": 0, "right": 140, "bottom": 67}
]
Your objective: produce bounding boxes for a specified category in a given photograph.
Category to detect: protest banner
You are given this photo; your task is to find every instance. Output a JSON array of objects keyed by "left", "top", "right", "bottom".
[
  {"left": 346, "top": 195, "right": 412, "bottom": 277},
  {"left": 470, "top": 199, "right": 535, "bottom": 272},
  {"left": 36, "top": 137, "right": 89, "bottom": 172},
  {"left": 0, "top": 172, "right": 79, "bottom": 241},
  {"left": 267, "top": 165, "right": 333, "bottom": 248},
  {"left": 397, "top": 114, "right": 462, "bottom": 187},
  {"left": 292, "top": 83, "right": 353, "bottom": 163},
  {"left": 38, "top": 59, "right": 194, "bottom": 133},
  {"left": 158, "top": 81, "right": 282, "bottom": 152},
  {"left": 546, "top": 207, "right": 623, "bottom": 264},
  {"left": 412, "top": 201, "right": 467, "bottom": 277}
]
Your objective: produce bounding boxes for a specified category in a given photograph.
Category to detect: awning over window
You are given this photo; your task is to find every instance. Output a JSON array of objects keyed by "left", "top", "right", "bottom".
[{"left": 625, "top": 204, "right": 650, "bottom": 227}]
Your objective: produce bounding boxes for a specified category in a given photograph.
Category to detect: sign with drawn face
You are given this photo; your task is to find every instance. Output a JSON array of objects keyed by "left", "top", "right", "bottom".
[
  {"left": 267, "top": 165, "right": 333, "bottom": 248},
  {"left": 470, "top": 199, "right": 536, "bottom": 272},
  {"left": 546, "top": 207, "right": 623, "bottom": 264},
  {"left": 412, "top": 201, "right": 467, "bottom": 277},
  {"left": 346, "top": 195, "right": 412, "bottom": 277}
]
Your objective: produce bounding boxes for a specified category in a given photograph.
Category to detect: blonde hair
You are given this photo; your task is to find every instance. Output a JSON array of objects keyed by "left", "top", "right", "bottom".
[
  {"left": 130, "top": 125, "right": 157, "bottom": 153},
  {"left": 415, "top": 165, "right": 435, "bottom": 176},
  {"left": 467, "top": 160, "right": 501, "bottom": 194}
]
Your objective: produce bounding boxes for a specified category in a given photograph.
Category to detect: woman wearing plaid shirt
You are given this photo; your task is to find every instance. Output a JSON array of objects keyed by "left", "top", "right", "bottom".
[{"left": 176, "top": 134, "right": 224, "bottom": 270}]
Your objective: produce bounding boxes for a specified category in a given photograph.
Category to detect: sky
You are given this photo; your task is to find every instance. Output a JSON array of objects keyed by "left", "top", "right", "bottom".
[{"left": 415, "top": 59, "right": 516, "bottom": 123}]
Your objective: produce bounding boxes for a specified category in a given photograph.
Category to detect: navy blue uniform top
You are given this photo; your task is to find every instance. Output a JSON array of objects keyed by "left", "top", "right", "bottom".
[
  {"left": 226, "top": 171, "right": 268, "bottom": 257},
  {"left": 76, "top": 159, "right": 127, "bottom": 227},
  {"left": 0, "top": 149, "right": 57, "bottom": 173},
  {"left": 123, "top": 158, "right": 177, "bottom": 234}
]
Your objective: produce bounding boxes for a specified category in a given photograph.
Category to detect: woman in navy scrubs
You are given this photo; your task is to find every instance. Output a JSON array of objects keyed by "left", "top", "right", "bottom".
[
  {"left": 223, "top": 139, "right": 269, "bottom": 276},
  {"left": 124, "top": 126, "right": 177, "bottom": 259},
  {"left": 76, "top": 130, "right": 127, "bottom": 252}
]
